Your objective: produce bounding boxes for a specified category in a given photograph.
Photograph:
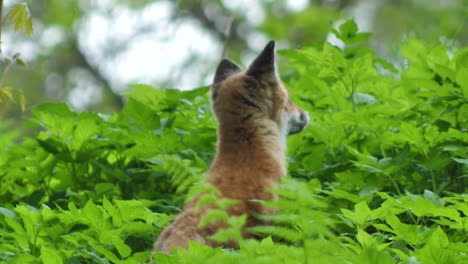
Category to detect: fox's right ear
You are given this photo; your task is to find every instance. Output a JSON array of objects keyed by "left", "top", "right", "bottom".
[
  {"left": 247, "top": 40, "right": 276, "bottom": 80},
  {"left": 212, "top": 58, "right": 241, "bottom": 91}
]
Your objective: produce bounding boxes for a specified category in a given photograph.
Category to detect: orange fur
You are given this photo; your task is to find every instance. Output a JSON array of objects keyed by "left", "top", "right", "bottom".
[{"left": 153, "top": 41, "right": 309, "bottom": 255}]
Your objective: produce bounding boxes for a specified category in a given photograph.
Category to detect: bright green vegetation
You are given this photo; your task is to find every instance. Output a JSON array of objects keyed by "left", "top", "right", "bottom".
[{"left": 1, "top": 20, "right": 467, "bottom": 263}]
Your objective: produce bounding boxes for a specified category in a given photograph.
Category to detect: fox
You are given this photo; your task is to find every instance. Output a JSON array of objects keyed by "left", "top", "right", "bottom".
[{"left": 153, "top": 40, "right": 309, "bottom": 254}]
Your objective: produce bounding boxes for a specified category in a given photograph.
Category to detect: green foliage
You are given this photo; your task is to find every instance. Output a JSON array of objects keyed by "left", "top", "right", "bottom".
[
  {"left": 1, "top": 20, "right": 467, "bottom": 263},
  {"left": 0, "top": 84, "right": 25, "bottom": 112},
  {"left": 0, "top": 199, "right": 168, "bottom": 263},
  {"left": 194, "top": 184, "right": 247, "bottom": 244},
  {"left": 1, "top": 2, "right": 32, "bottom": 114},
  {"left": 5, "top": 3, "right": 33, "bottom": 36},
  {"left": 1, "top": 83, "right": 214, "bottom": 262}
]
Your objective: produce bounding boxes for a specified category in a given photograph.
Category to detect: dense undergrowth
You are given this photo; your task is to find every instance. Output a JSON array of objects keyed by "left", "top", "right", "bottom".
[{"left": 1, "top": 20, "right": 467, "bottom": 263}]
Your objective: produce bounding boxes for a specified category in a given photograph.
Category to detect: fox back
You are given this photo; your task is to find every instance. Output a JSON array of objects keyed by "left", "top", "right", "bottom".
[{"left": 153, "top": 41, "right": 309, "bottom": 254}]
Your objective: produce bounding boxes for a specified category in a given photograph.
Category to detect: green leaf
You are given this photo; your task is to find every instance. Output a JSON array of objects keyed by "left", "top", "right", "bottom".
[
  {"left": 452, "top": 157, "right": 468, "bottom": 165},
  {"left": 82, "top": 234, "right": 120, "bottom": 263},
  {"left": 112, "top": 236, "right": 132, "bottom": 258},
  {"left": 6, "top": 3, "right": 33, "bottom": 36},
  {"left": 198, "top": 209, "right": 228, "bottom": 228},
  {"left": 40, "top": 246, "right": 63, "bottom": 264},
  {"left": 209, "top": 214, "right": 247, "bottom": 243},
  {"left": 385, "top": 215, "right": 432, "bottom": 247},
  {"left": 0, "top": 206, "right": 16, "bottom": 218},
  {"left": 375, "top": 58, "right": 398, "bottom": 74},
  {"left": 339, "top": 18, "right": 358, "bottom": 39},
  {"left": 16, "top": 57, "right": 26, "bottom": 66},
  {"left": 422, "top": 190, "right": 444, "bottom": 205},
  {"left": 25, "top": 17, "right": 33, "bottom": 36},
  {"left": 340, "top": 201, "right": 372, "bottom": 227},
  {"left": 413, "top": 227, "right": 465, "bottom": 264},
  {"left": 356, "top": 228, "right": 376, "bottom": 247},
  {"left": 195, "top": 194, "right": 218, "bottom": 213},
  {"left": 355, "top": 202, "right": 372, "bottom": 224},
  {"left": 355, "top": 246, "right": 394, "bottom": 264},
  {"left": 10, "top": 254, "right": 37, "bottom": 264},
  {"left": 33, "top": 102, "right": 75, "bottom": 119},
  {"left": 0, "top": 87, "right": 14, "bottom": 103},
  {"left": 352, "top": 92, "right": 375, "bottom": 105},
  {"left": 249, "top": 225, "right": 303, "bottom": 243},
  {"left": 83, "top": 200, "right": 103, "bottom": 222},
  {"left": 261, "top": 236, "right": 274, "bottom": 246}
]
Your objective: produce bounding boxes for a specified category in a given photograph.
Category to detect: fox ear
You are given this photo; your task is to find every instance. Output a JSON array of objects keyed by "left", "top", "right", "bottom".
[
  {"left": 213, "top": 58, "right": 241, "bottom": 86},
  {"left": 247, "top": 40, "right": 276, "bottom": 79}
]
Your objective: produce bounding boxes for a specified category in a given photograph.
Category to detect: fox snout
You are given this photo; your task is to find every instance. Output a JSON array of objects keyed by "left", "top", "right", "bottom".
[{"left": 288, "top": 109, "right": 309, "bottom": 135}]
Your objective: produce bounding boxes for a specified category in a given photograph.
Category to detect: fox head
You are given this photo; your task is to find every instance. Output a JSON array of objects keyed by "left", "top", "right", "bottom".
[{"left": 211, "top": 41, "right": 309, "bottom": 145}]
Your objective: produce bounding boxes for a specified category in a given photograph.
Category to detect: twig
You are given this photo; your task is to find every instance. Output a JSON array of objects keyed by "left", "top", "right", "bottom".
[
  {"left": 0, "top": 58, "right": 12, "bottom": 87},
  {"left": 221, "top": 16, "right": 233, "bottom": 59}
]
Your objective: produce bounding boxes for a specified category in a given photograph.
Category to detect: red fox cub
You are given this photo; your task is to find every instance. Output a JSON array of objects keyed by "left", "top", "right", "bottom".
[{"left": 153, "top": 41, "right": 309, "bottom": 253}]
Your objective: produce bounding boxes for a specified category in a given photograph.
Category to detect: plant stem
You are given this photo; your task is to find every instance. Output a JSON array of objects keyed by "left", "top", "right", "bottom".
[
  {"left": 0, "top": 58, "right": 12, "bottom": 87},
  {"left": 430, "top": 166, "right": 437, "bottom": 194}
]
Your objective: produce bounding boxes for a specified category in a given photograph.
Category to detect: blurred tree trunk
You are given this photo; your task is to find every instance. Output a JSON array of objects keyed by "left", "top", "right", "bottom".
[{"left": 71, "top": 39, "right": 124, "bottom": 110}]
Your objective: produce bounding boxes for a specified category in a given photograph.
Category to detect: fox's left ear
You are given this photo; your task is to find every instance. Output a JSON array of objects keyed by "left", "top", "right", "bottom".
[
  {"left": 213, "top": 59, "right": 241, "bottom": 87},
  {"left": 247, "top": 40, "right": 276, "bottom": 80}
]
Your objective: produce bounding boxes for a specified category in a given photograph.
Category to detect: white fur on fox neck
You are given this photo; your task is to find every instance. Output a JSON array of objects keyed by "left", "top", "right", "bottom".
[{"left": 280, "top": 110, "right": 290, "bottom": 148}]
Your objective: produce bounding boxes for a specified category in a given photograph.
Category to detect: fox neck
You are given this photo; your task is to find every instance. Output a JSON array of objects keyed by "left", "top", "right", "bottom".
[{"left": 215, "top": 118, "right": 287, "bottom": 177}]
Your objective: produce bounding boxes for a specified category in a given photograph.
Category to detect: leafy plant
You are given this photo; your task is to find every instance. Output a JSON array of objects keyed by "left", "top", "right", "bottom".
[
  {"left": 1, "top": 19, "right": 467, "bottom": 263},
  {"left": 0, "top": 1, "right": 32, "bottom": 113},
  {"left": 6, "top": 3, "right": 33, "bottom": 36}
]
